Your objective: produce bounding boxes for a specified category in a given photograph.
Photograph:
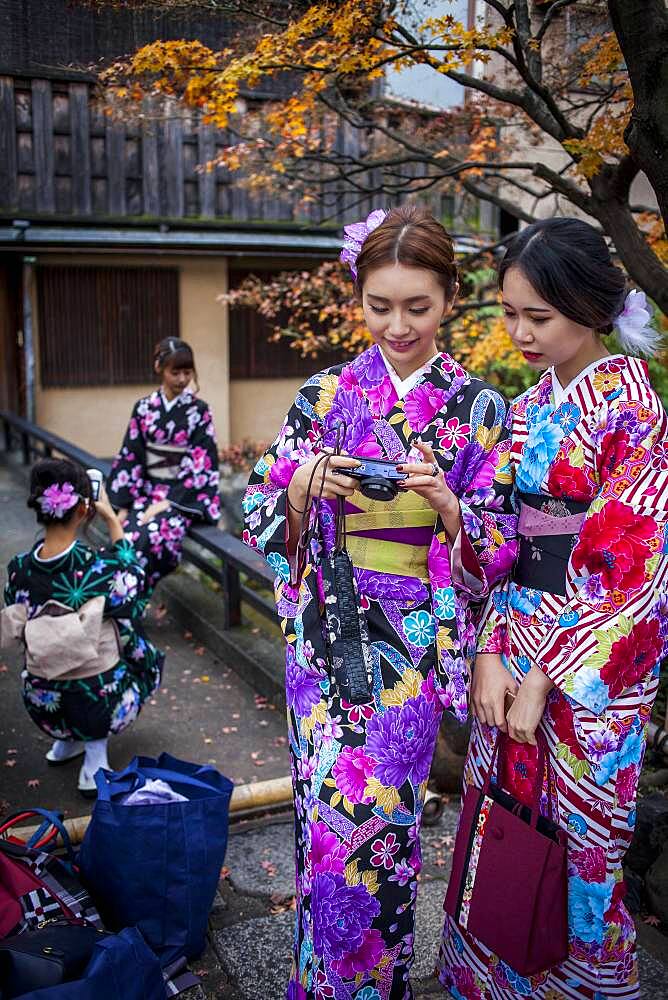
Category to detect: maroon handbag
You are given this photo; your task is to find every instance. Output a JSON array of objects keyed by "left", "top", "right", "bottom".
[{"left": 444, "top": 730, "right": 568, "bottom": 977}]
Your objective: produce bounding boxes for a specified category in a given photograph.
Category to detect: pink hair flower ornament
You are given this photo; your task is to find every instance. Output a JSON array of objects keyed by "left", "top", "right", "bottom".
[
  {"left": 613, "top": 289, "right": 661, "bottom": 357},
  {"left": 340, "top": 209, "right": 388, "bottom": 280},
  {"left": 37, "top": 482, "right": 81, "bottom": 518}
]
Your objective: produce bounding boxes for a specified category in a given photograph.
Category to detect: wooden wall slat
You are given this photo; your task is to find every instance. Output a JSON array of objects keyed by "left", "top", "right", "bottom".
[
  {"left": 106, "top": 121, "right": 126, "bottom": 215},
  {"left": 197, "top": 122, "right": 215, "bottom": 218},
  {"left": 141, "top": 112, "right": 161, "bottom": 217},
  {"left": 31, "top": 78, "right": 55, "bottom": 212},
  {"left": 162, "top": 115, "right": 184, "bottom": 218},
  {"left": 0, "top": 77, "right": 18, "bottom": 210},
  {"left": 69, "top": 82, "right": 91, "bottom": 214}
]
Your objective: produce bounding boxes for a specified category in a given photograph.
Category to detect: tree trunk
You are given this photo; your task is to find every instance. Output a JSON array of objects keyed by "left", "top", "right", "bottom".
[
  {"left": 608, "top": 0, "right": 668, "bottom": 231},
  {"left": 589, "top": 176, "right": 668, "bottom": 315}
]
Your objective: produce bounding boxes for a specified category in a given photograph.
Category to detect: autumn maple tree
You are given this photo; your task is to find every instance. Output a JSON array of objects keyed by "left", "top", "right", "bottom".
[
  {"left": 89, "top": 0, "right": 668, "bottom": 397},
  {"left": 99, "top": 1, "right": 667, "bottom": 304}
]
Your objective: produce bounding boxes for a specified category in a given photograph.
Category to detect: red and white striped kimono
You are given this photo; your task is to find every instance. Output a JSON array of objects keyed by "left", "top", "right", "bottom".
[{"left": 438, "top": 354, "right": 668, "bottom": 999}]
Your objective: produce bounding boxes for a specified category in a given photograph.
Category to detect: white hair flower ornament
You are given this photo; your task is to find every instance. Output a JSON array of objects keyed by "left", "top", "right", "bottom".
[{"left": 613, "top": 290, "right": 661, "bottom": 357}]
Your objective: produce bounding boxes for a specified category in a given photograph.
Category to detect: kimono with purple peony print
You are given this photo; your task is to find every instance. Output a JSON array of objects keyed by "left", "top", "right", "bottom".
[
  {"left": 243, "top": 345, "right": 516, "bottom": 999},
  {"left": 108, "top": 389, "right": 220, "bottom": 593},
  {"left": 4, "top": 539, "right": 163, "bottom": 742}
]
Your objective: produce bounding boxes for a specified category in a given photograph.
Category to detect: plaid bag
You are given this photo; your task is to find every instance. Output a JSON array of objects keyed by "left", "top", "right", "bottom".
[{"left": 0, "top": 837, "right": 103, "bottom": 940}]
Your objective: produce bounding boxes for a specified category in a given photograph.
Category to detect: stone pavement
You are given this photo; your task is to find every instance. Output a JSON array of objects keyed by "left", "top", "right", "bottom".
[{"left": 2, "top": 454, "right": 668, "bottom": 998}]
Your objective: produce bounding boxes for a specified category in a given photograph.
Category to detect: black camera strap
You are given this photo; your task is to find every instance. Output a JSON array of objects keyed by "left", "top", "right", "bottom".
[{"left": 292, "top": 421, "right": 373, "bottom": 705}]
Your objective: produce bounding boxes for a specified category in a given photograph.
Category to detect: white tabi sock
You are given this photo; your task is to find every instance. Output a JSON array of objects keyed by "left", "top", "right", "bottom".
[
  {"left": 82, "top": 737, "right": 110, "bottom": 778},
  {"left": 48, "top": 738, "right": 83, "bottom": 761}
]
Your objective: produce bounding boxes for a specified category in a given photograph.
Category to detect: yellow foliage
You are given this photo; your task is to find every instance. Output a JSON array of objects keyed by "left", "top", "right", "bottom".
[{"left": 562, "top": 33, "right": 632, "bottom": 177}]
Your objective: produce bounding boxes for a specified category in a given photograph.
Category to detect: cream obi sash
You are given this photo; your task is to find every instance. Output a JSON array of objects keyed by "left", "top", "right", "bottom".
[
  {"left": 0, "top": 596, "right": 121, "bottom": 681},
  {"left": 146, "top": 443, "right": 187, "bottom": 481},
  {"left": 344, "top": 491, "right": 437, "bottom": 582}
]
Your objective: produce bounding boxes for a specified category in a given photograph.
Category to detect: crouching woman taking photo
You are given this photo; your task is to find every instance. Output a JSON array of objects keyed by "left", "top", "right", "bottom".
[{"left": 1, "top": 458, "right": 164, "bottom": 798}]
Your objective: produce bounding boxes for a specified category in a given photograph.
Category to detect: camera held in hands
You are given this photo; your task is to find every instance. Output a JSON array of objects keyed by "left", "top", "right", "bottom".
[{"left": 337, "top": 457, "right": 407, "bottom": 502}]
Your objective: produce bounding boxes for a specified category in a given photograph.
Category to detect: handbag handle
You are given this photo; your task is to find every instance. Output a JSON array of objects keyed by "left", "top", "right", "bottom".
[
  {"left": 0, "top": 808, "right": 74, "bottom": 860},
  {"left": 94, "top": 764, "right": 220, "bottom": 801},
  {"left": 482, "top": 729, "right": 554, "bottom": 830}
]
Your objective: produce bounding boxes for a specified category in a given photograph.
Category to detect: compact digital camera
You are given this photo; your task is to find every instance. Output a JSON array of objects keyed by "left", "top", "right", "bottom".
[{"left": 337, "top": 457, "right": 407, "bottom": 502}]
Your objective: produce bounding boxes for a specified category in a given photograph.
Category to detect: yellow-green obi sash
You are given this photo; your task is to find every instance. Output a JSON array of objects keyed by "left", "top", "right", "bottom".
[{"left": 344, "top": 492, "right": 437, "bottom": 582}]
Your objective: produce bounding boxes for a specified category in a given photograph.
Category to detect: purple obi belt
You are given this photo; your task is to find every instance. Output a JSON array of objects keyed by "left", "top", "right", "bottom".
[{"left": 513, "top": 491, "right": 589, "bottom": 597}]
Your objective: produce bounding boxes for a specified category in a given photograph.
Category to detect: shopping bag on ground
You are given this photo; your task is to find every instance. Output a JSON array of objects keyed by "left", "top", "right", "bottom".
[
  {"left": 11, "top": 927, "right": 165, "bottom": 1000},
  {"left": 77, "top": 753, "right": 233, "bottom": 964}
]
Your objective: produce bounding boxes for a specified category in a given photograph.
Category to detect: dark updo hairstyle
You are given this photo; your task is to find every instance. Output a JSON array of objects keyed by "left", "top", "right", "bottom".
[
  {"left": 498, "top": 218, "right": 627, "bottom": 334},
  {"left": 354, "top": 204, "right": 459, "bottom": 300},
  {"left": 153, "top": 337, "right": 198, "bottom": 390},
  {"left": 27, "top": 458, "right": 92, "bottom": 526}
]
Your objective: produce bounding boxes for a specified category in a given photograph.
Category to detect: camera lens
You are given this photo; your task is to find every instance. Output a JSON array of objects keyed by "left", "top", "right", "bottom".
[{"left": 359, "top": 476, "right": 398, "bottom": 502}]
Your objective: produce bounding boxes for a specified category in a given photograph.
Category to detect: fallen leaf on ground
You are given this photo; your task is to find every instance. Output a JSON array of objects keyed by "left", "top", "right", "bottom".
[
  {"left": 270, "top": 894, "right": 296, "bottom": 914},
  {"left": 261, "top": 860, "right": 277, "bottom": 878},
  {"left": 643, "top": 915, "right": 661, "bottom": 926},
  {"left": 4, "top": 760, "right": 16, "bottom": 768},
  {"left": 220, "top": 866, "right": 231, "bottom": 879},
  {"left": 27, "top": 779, "right": 40, "bottom": 788},
  {"left": 195, "top": 647, "right": 205, "bottom": 657},
  {"left": 183, "top": 631, "right": 193, "bottom": 640},
  {"left": 200, "top": 674, "right": 209, "bottom": 681}
]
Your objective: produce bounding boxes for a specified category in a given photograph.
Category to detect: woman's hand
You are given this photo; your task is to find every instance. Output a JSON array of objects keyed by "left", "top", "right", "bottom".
[
  {"left": 94, "top": 487, "right": 125, "bottom": 543},
  {"left": 505, "top": 665, "right": 554, "bottom": 745},
  {"left": 116, "top": 507, "right": 128, "bottom": 526},
  {"left": 397, "top": 441, "right": 460, "bottom": 539},
  {"left": 138, "top": 499, "right": 171, "bottom": 526},
  {"left": 288, "top": 451, "right": 361, "bottom": 508},
  {"left": 471, "top": 652, "right": 519, "bottom": 731}
]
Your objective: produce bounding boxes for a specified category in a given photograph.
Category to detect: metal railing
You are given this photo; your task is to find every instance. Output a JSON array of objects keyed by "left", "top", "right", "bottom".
[{"left": 0, "top": 410, "right": 276, "bottom": 629}]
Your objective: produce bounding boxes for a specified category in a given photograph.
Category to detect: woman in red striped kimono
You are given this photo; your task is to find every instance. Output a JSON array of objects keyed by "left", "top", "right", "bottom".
[{"left": 438, "top": 218, "right": 668, "bottom": 1000}]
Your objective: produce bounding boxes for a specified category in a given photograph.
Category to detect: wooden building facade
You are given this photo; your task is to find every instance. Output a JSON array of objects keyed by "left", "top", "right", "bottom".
[{"left": 0, "top": 0, "right": 493, "bottom": 452}]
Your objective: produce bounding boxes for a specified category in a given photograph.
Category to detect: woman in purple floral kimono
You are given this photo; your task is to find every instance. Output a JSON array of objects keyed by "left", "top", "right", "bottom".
[
  {"left": 243, "top": 206, "right": 517, "bottom": 999},
  {"left": 108, "top": 338, "right": 220, "bottom": 594}
]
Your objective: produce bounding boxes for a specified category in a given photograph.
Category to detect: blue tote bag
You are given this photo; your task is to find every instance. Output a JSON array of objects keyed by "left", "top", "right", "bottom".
[
  {"left": 77, "top": 753, "right": 233, "bottom": 965},
  {"left": 15, "top": 927, "right": 165, "bottom": 1000}
]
